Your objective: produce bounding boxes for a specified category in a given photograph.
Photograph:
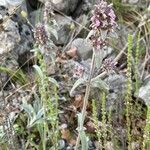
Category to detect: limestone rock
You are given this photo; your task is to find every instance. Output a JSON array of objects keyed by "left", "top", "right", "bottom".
[
  {"left": 38, "top": 0, "right": 79, "bottom": 15},
  {"left": 104, "top": 74, "right": 127, "bottom": 112},
  {"left": 52, "top": 14, "right": 72, "bottom": 45},
  {"left": 138, "top": 79, "right": 150, "bottom": 106},
  {"left": 0, "top": 19, "right": 20, "bottom": 55},
  {"left": 71, "top": 38, "right": 93, "bottom": 60}
]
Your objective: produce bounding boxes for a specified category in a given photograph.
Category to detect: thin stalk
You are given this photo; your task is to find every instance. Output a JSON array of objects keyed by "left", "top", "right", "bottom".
[{"left": 75, "top": 48, "right": 95, "bottom": 150}]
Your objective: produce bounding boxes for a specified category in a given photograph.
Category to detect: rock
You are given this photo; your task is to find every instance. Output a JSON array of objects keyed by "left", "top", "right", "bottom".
[
  {"left": 0, "top": 7, "right": 33, "bottom": 87},
  {"left": 104, "top": 74, "right": 127, "bottom": 112},
  {"left": 0, "top": 19, "right": 20, "bottom": 55},
  {"left": 52, "top": 0, "right": 79, "bottom": 15},
  {"left": 37, "top": 0, "right": 79, "bottom": 15},
  {"left": 0, "top": 53, "right": 19, "bottom": 89},
  {"left": 70, "top": 38, "right": 93, "bottom": 60},
  {"left": 52, "top": 14, "right": 72, "bottom": 45},
  {"left": 128, "top": 0, "right": 139, "bottom": 4},
  {"left": 58, "top": 139, "right": 66, "bottom": 149},
  {"left": 15, "top": 24, "right": 33, "bottom": 55},
  {"left": 72, "top": 0, "right": 96, "bottom": 16},
  {"left": 69, "top": 38, "right": 114, "bottom": 61},
  {"left": 138, "top": 79, "right": 150, "bottom": 106},
  {"left": 0, "top": 0, "right": 23, "bottom": 7}
]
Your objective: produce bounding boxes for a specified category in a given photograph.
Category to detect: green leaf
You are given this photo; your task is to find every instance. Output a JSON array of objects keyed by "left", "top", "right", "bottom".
[
  {"left": 33, "top": 65, "right": 44, "bottom": 79},
  {"left": 28, "top": 108, "right": 45, "bottom": 128},
  {"left": 94, "top": 50, "right": 103, "bottom": 68},
  {"left": 91, "top": 77, "right": 109, "bottom": 91},
  {"left": 48, "top": 77, "right": 59, "bottom": 87},
  {"left": 70, "top": 78, "right": 86, "bottom": 96},
  {"left": 47, "top": 26, "right": 58, "bottom": 40},
  {"left": 77, "top": 113, "right": 88, "bottom": 150},
  {"left": 80, "top": 130, "right": 89, "bottom": 150},
  {"left": 21, "top": 98, "right": 35, "bottom": 121}
]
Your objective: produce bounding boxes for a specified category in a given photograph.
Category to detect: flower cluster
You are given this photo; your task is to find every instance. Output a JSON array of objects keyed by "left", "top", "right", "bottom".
[
  {"left": 73, "top": 62, "right": 85, "bottom": 78},
  {"left": 90, "top": 0, "right": 116, "bottom": 31},
  {"left": 102, "top": 58, "right": 116, "bottom": 71},
  {"left": 90, "top": 35, "right": 106, "bottom": 49},
  {"left": 90, "top": 0, "right": 117, "bottom": 49},
  {"left": 34, "top": 23, "right": 48, "bottom": 47}
]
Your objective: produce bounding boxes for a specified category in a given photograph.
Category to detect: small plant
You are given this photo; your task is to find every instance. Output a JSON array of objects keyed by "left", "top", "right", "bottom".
[
  {"left": 20, "top": 2, "right": 59, "bottom": 149},
  {"left": 92, "top": 99, "right": 102, "bottom": 149},
  {"left": 126, "top": 34, "right": 133, "bottom": 150}
]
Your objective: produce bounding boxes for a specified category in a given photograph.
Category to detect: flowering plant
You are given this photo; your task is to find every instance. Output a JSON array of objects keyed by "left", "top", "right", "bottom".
[
  {"left": 74, "top": 1, "right": 117, "bottom": 149},
  {"left": 90, "top": 0, "right": 117, "bottom": 49}
]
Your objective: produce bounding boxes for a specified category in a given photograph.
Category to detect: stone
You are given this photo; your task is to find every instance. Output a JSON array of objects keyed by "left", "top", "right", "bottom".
[
  {"left": 52, "top": 14, "right": 72, "bottom": 45},
  {"left": 15, "top": 24, "right": 33, "bottom": 55},
  {"left": 0, "top": 19, "right": 20, "bottom": 55},
  {"left": 128, "top": 0, "right": 139, "bottom": 4},
  {"left": 138, "top": 79, "right": 150, "bottom": 106},
  {"left": 104, "top": 74, "right": 127, "bottom": 112},
  {"left": 0, "top": 53, "right": 19, "bottom": 89},
  {"left": 70, "top": 38, "right": 93, "bottom": 60},
  {"left": 0, "top": 0, "right": 24, "bottom": 7},
  {"left": 70, "top": 38, "right": 113, "bottom": 61},
  {"left": 38, "top": 0, "right": 79, "bottom": 15}
]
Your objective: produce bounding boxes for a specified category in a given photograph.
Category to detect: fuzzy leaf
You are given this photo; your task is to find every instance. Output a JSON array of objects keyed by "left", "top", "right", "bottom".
[
  {"left": 70, "top": 78, "right": 86, "bottom": 96},
  {"left": 91, "top": 77, "right": 109, "bottom": 91},
  {"left": 94, "top": 49, "right": 103, "bottom": 68},
  {"left": 33, "top": 65, "right": 44, "bottom": 79},
  {"left": 77, "top": 113, "right": 88, "bottom": 150},
  {"left": 21, "top": 98, "right": 35, "bottom": 121},
  {"left": 48, "top": 77, "right": 59, "bottom": 87},
  {"left": 80, "top": 130, "right": 88, "bottom": 150}
]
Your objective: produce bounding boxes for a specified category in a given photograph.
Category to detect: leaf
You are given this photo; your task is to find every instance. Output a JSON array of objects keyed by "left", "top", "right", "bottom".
[
  {"left": 80, "top": 130, "right": 89, "bottom": 150},
  {"left": 28, "top": 108, "right": 44, "bottom": 128},
  {"left": 48, "top": 77, "right": 59, "bottom": 87},
  {"left": 91, "top": 77, "right": 109, "bottom": 91},
  {"left": 21, "top": 98, "right": 35, "bottom": 121},
  {"left": 94, "top": 49, "right": 103, "bottom": 68},
  {"left": 70, "top": 78, "right": 86, "bottom": 96},
  {"left": 33, "top": 65, "right": 44, "bottom": 79},
  {"left": 50, "top": 28, "right": 58, "bottom": 40},
  {"left": 46, "top": 25, "right": 58, "bottom": 40},
  {"left": 77, "top": 113, "right": 88, "bottom": 150}
]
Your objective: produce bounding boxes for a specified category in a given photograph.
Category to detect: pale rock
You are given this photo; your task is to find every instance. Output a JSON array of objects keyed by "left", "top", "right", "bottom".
[
  {"left": 52, "top": 14, "right": 72, "bottom": 45},
  {"left": 71, "top": 38, "right": 93, "bottom": 60},
  {"left": 138, "top": 79, "right": 150, "bottom": 106},
  {"left": 0, "top": 19, "right": 20, "bottom": 55}
]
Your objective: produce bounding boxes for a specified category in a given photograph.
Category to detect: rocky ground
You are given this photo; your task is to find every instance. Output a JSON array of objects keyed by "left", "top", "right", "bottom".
[{"left": 0, "top": 0, "right": 150, "bottom": 150}]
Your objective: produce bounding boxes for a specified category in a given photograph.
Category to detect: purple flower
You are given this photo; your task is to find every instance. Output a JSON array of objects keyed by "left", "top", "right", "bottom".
[
  {"left": 34, "top": 23, "right": 48, "bottom": 46},
  {"left": 90, "top": 0, "right": 117, "bottom": 31},
  {"left": 102, "top": 58, "right": 116, "bottom": 71},
  {"left": 73, "top": 63, "right": 85, "bottom": 78},
  {"left": 90, "top": 0, "right": 117, "bottom": 49},
  {"left": 90, "top": 35, "right": 105, "bottom": 49}
]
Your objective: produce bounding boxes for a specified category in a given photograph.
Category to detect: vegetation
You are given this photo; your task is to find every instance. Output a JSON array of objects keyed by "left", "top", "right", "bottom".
[{"left": 0, "top": 0, "right": 150, "bottom": 150}]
